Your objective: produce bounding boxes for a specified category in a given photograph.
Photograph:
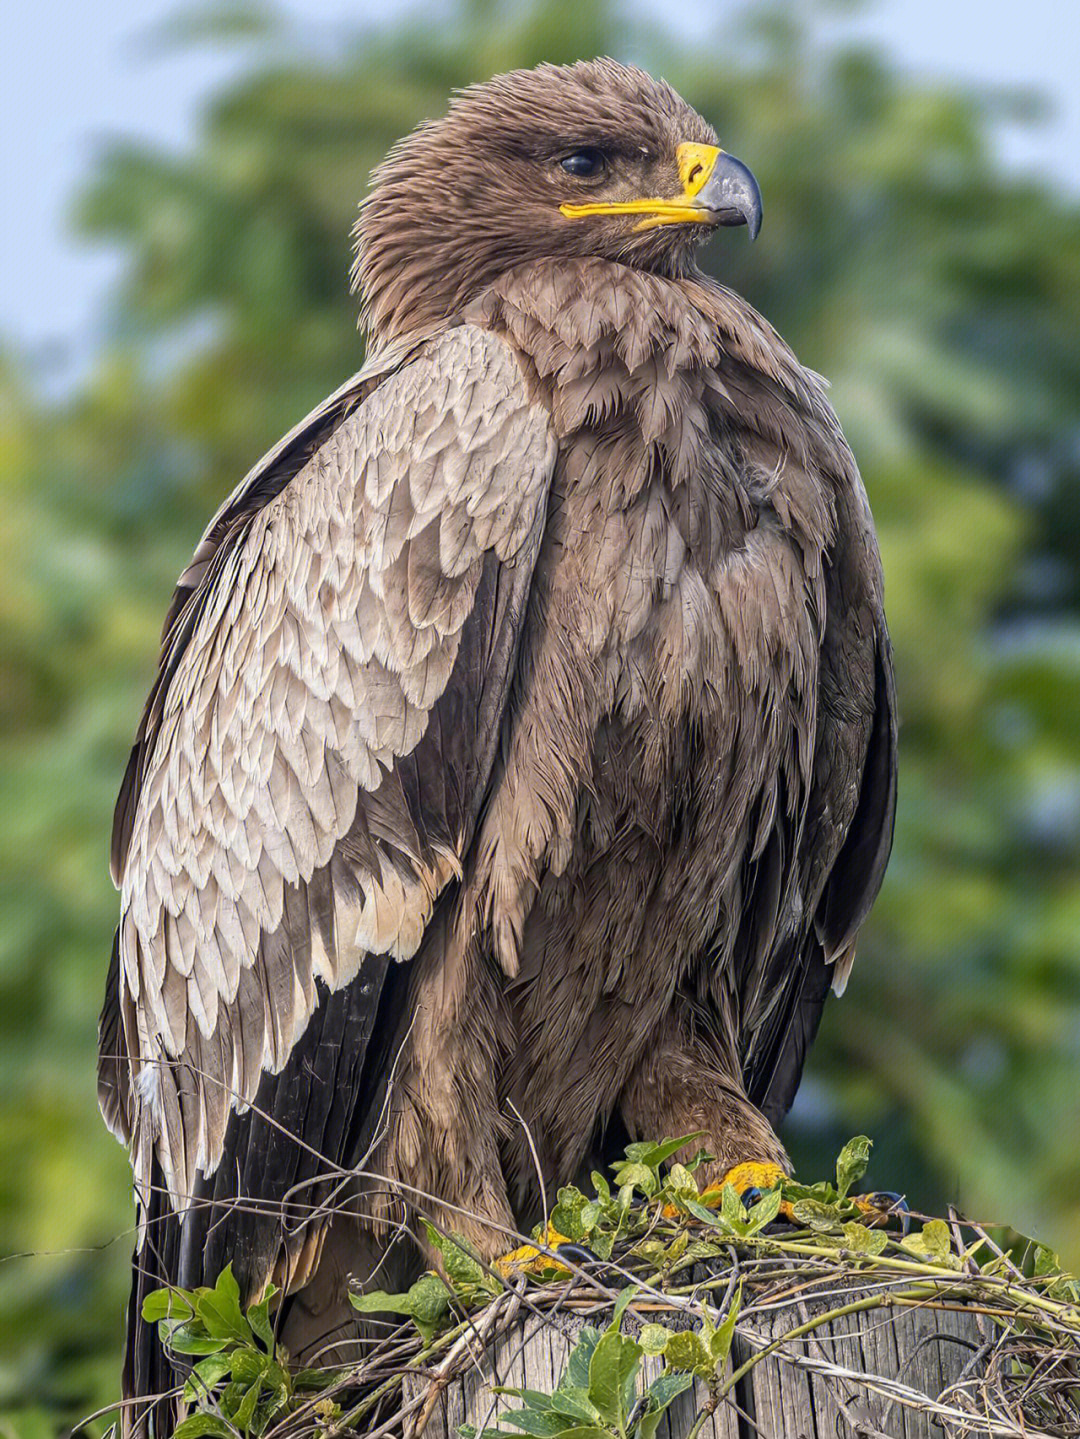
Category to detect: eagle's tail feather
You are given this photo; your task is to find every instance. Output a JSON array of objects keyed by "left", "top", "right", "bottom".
[{"left": 122, "top": 1160, "right": 184, "bottom": 1439}]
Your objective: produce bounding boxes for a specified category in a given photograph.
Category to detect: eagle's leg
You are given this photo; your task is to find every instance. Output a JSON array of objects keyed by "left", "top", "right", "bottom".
[
  {"left": 369, "top": 933, "right": 521, "bottom": 1272},
  {"left": 496, "top": 1007, "right": 792, "bottom": 1277},
  {"left": 618, "top": 1004, "right": 790, "bottom": 1194},
  {"left": 278, "top": 1192, "right": 418, "bottom": 1367}
]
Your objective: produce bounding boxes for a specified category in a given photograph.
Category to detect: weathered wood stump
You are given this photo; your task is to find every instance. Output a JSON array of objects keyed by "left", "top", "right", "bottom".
[{"left": 404, "top": 1290, "right": 994, "bottom": 1439}]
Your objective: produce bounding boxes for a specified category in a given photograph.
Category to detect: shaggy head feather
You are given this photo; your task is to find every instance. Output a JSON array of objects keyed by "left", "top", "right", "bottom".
[{"left": 353, "top": 59, "right": 721, "bottom": 343}]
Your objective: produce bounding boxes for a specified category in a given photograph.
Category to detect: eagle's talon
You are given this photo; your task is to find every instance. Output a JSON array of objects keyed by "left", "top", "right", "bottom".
[
  {"left": 697, "top": 1161, "right": 795, "bottom": 1221},
  {"left": 557, "top": 1242, "right": 601, "bottom": 1267},
  {"left": 494, "top": 1222, "right": 574, "bottom": 1277},
  {"left": 854, "top": 1190, "right": 910, "bottom": 1234}
]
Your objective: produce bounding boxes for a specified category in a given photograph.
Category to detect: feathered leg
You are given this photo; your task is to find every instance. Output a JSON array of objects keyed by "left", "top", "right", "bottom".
[{"left": 617, "top": 1001, "right": 789, "bottom": 1185}]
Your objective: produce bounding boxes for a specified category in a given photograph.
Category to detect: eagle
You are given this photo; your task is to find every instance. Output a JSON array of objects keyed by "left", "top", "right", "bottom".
[{"left": 98, "top": 58, "right": 896, "bottom": 1431}]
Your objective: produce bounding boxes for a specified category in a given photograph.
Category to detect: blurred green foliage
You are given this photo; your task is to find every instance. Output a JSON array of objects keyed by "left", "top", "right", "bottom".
[{"left": 3, "top": 0, "right": 1080, "bottom": 1431}]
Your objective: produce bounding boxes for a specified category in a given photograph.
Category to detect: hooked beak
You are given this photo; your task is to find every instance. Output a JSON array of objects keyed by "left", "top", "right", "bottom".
[
  {"left": 560, "top": 142, "right": 762, "bottom": 239},
  {"left": 690, "top": 147, "right": 762, "bottom": 239}
]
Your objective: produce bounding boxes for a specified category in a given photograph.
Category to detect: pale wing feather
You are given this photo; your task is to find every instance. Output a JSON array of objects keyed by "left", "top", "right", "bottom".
[{"left": 112, "top": 326, "right": 556, "bottom": 1206}]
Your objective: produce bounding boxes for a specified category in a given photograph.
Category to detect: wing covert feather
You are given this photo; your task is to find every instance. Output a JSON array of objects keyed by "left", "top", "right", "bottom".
[{"left": 103, "top": 325, "right": 556, "bottom": 1208}]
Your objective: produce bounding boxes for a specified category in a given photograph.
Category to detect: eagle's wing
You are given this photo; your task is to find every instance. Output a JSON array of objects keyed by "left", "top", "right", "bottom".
[
  {"left": 98, "top": 325, "right": 556, "bottom": 1226},
  {"left": 747, "top": 616, "right": 895, "bottom": 1128},
  {"left": 735, "top": 406, "right": 897, "bottom": 1126}
]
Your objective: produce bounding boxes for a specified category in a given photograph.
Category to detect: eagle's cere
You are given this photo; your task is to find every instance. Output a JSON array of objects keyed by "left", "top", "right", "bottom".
[{"left": 99, "top": 58, "right": 895, "bottom": 1434}]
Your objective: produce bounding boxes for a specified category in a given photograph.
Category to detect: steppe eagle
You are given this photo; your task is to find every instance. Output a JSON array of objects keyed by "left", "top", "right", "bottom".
[{"left": 98, "top": 58, "right": 896, "bottom": 1432}]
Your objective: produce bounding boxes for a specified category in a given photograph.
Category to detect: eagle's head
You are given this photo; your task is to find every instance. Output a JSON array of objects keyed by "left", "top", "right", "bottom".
[{"left": 353, "top": 58, "right": 762, "bottom": 343}]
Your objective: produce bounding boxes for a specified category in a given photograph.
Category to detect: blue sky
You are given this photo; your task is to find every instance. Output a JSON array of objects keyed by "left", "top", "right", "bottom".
[{"left": 4, "top": 0, "right": 1078, "bottom": 383}]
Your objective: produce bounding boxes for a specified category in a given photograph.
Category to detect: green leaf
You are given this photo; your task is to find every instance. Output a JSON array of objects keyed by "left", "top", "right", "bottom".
[
  {"left": 841, "top": 1222, "right": 889, "bottom": 1256},
  {"left": 644, "top": 1371, "right": 694, "bottom": 1409},
  {"left": 492, "top": 1388, "right": 556, "bottom": 1408},
  {"left": 636, "top": 1239, "right": 667, "bottom": 1270},
  {"left": 835, "top": 1137, "right": 872, "bottom": 1199},
  {"left": 256, "top": 1388, "right": 291, "bottom": 1430},
  {"left": 661, "top": 1330, "right": 714, "bottom": 1379},
  {"left": 142, "top": 1287, "right": 195, "bottom": 1324},
  {"left": 421, "top": 1223, "right": 488, "bottom": 1289},
  {"left": 641, "top": 1134, "right": 705, "bottom": 1168},
  {"left": 921, "top": 1219, "right": 952, "bottom": 1259},
  {"left": 590, "top": 1171, "right": 611, "bottom": 1204},
  {"left": 531, "top": 1430, "right": 608, "bottom": 1439},
  {"left": 901, "top": 1219, "right": 960, "bottom": 1268},
  {"left": 293, "top": 1368, "right": 336, "bottom": 1391},
  {"left": 349, "top": 1272, "right": 453, "bottom": 1339},
  {"left": 1034, "top": 1243, "right": 1061, "bottom": 1277},
  {"left": 233, "top": 1378, "right": 261, "bottom": 1433},
  {"left": 683, "top": 1149, "right": 713, "bottom": 1174},
  {"left": 163, "top": 1324, "right": 229, "bottom": 1356},
  {"left": 551, "top": 1187, "right": 589, "bottom": 1243},
  {"left": 590, "top": 1231, "right": 615, "bottom": 1261},
  {"left": 621, "top": 1142, "right": 656, "bottom": 1164},
  {"left": 172, "top": 1418, "right": 239, "bottom": 1439},
  {"left": 189, "top": 1265, "right": 249, "bottom": 1345},
  {"left": 230, "top": 1349, "right": 268, "bottom": 1385},
  {"left": 611, "top": 1162, "right": 657, "bottom": 1196},
  {"left": 709, "top": 1285, "right": 741, "bottom": 1366},
  {"left": 443, "top": 1234, "right": 488, "bottom": 1289},
  {"left": 245, "top": 1285, "right": 277, "bottom": 1349},
  {"left": 610, "top": 1284, "right": 638, "bottom": 1329},
  {"left": 641, "top": 1371, "right": 696, "bottom": 1435},
  {"left": 262, "top": 1359, "right": 290, "bottom": 1397},
  {"left": 682, "top": 1198, "right": 725, "bottom": 1229},
  {"left": 579, "top": 1201, "right": 602, "bottom": 1232},
  {"left": 564, "top": 1327, "right": 602, "bottom": 1392},
  {"left": 783, "top": 1178, "right": 840, "bottom": 1204},
  {"left": 220, "top": 1379, "right": 245, "bottom": 1415},
  {"left": 547, "top": 1387, "right": 601, "bottom": 1424},
  {"left": 665, "top": 1163, "right": 698, "bottom": 1201},
  {"left": 409, "top": 1273, "right": 456, "bottom": 1338},
  {"left": 637, "top": 1324, "right": 672, "bottom": 1356},
  {"left": 498, "top": 1410, "right": 570, "bottom": 1437},
  {"left": 588, "top": 1329, "right": 640, "bottom": 1427},
  {"left": 789, "top": 1198, "right": 845, "bottom": 1231},
  {"left": 348, "top": 1288, "right": 415, "bottom": 1314},
  {"left": 183, "top": 1353, "right": 233, "bottom": 1402},
  {"left": 744, "top": 1187, "right": 782, "bottom": 1233},
  {"left": 678, "top": 1240, "right": 723, "bottom": 1266},
  {"left": 666, "top": 1232, "right": 689, "bottom": 1263},
  {"left": 720, "top": 1183, "right": 747, "bottom": 1233}
]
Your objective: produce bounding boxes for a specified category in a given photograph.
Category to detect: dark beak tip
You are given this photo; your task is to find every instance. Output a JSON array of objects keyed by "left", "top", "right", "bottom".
[{"left": 698, "top": 151, "right": 763, "bottom": 242}]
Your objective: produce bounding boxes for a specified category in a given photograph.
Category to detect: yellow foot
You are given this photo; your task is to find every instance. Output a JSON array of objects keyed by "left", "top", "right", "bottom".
[
  {"left": 661, "top": 1161, "right": 791, "bottom": 1220},
  {"left": 494, "top": 1221, "right": 574, "bottom": 1278},
  {"left": 850, "top": 1190, "right": 910, "bottom": 1230},
  {"left": 698, "top": 1161, "right": 793, "bottom": 1220}
]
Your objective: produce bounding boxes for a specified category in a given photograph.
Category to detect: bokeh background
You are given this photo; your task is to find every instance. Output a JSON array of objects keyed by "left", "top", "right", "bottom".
[{"left": 3, "top": 0, "right": 1080, "bottom": 1432}]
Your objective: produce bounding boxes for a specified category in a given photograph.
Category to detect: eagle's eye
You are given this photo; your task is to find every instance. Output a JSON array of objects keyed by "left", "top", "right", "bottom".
[{"left": 560, "top": 148, "right": 605, "bottom": 178}]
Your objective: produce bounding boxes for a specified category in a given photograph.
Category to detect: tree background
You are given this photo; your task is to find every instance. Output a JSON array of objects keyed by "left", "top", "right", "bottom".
[{"left": 2, "top": 1, "right": 1080, "bottom": 1432}]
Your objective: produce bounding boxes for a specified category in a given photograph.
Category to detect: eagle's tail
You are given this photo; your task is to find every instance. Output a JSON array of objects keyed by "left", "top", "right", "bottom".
[{"left": 121, "top": 1160, "right": 184, "bottom": 1439}]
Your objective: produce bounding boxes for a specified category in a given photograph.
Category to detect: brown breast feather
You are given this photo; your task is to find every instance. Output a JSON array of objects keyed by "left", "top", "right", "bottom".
[{"left": 460, "top": 260, "right": 891, "bottom": 1038}]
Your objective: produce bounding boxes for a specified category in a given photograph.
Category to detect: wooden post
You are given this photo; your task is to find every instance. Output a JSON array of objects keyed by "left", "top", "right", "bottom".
[{"left": 404, "top": 1289, "right": 994, "bottom": 1439}]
